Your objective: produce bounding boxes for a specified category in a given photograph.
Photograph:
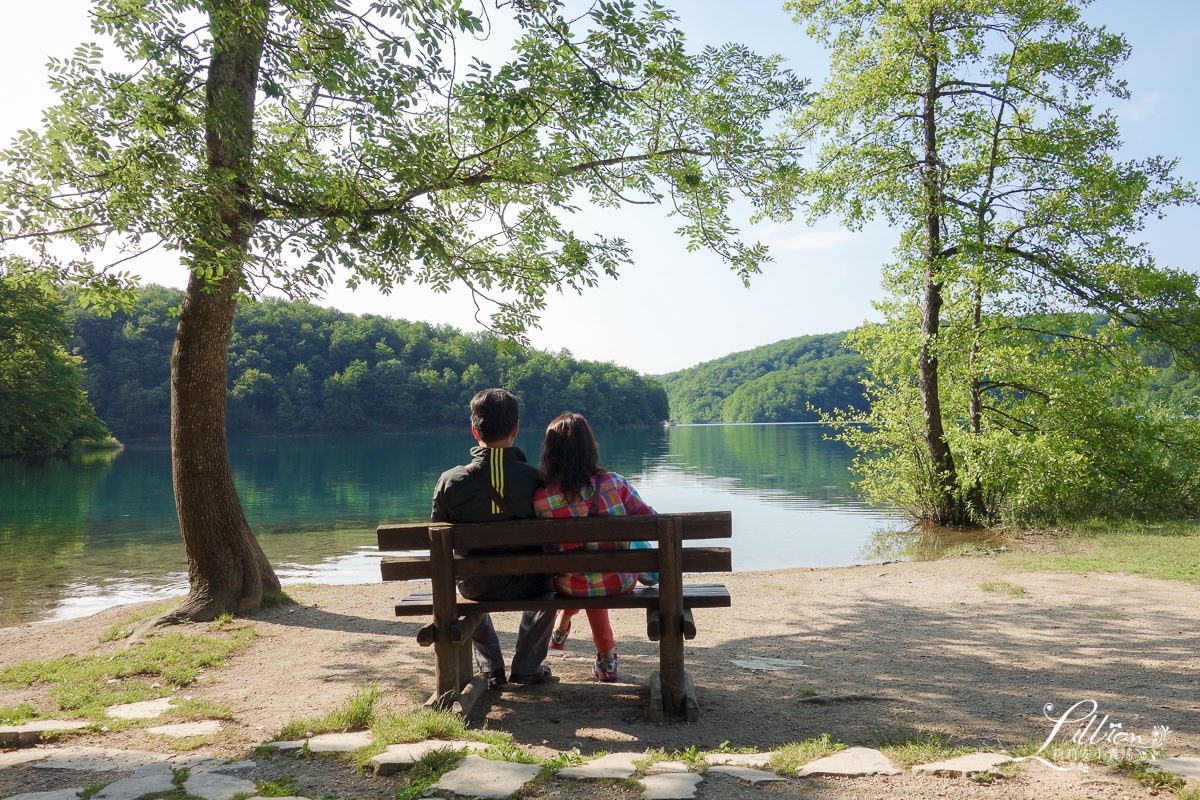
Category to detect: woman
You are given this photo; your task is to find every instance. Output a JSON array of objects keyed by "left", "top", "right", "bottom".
[{"left": 532, "top": 412, "right": 655, "bottom": 681}]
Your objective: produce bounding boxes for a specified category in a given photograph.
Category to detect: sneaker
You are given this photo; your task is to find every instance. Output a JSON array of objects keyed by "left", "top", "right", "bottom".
[
  {"left": 549, "top": 627, "right": 570, "bottom": 650},
  {"left": 592, "top": 653, "right": 619, "bottom": 682},
  {"left": 484, "top": 668, "right": 507, "bottom": 691},
  {"left": 509, "top": 665, "right": 553, "bottom": 684}
]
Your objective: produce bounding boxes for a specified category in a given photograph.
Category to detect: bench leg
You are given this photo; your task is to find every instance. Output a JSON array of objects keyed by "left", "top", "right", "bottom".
[
  {"left": 430, "top": 528, "right": 459, "bottom": 708},
  {"left": 656, "top": 516, "right": 689, "bottom": 719}
]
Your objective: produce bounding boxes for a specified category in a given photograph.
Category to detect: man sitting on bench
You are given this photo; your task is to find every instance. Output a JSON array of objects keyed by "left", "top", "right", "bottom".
[{"left": 430, "top": 387, "right": 555, "bottom": 689}]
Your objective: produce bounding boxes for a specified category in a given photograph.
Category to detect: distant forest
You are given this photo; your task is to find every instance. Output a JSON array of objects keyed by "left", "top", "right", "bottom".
[
  {"left": 658, "top": 332, "right": 868, "bottom": 423},
  {"left": 659, "top": 324, "right": 1200, "bottom": 424},
  {"left": 69, "top": 286, "right": 669, "bottom": 439}
]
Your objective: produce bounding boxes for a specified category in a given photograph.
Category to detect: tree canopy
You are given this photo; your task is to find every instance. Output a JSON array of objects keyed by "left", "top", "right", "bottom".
[{"left": 0, "top": 262, "right": 113, "bottom": 457}]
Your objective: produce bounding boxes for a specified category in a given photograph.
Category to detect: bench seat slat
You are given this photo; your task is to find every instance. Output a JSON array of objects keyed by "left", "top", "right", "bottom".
[
  {"left": 394, "top": 584, "right": 732, "bottom": 616},
  {"left": 377, "top": 511, "right": 732, "bottom": 551},
  {"left": 381, "top": 547, "right": 731, "bottom": 582}
]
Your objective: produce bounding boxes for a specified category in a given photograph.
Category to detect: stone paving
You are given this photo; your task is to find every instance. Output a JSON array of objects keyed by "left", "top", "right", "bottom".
[{"left": 1, "top": 737, "right": 1197, "bottom": 800}]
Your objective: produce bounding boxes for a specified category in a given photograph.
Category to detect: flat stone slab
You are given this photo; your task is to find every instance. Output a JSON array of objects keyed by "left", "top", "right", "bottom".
[
  {"left": 913, "top": 752, "right": 1012, "bottom": 777},
  {"left": 795, "top": 747, "right": 901, "bottom": 777},
  {"left": 196, "top": 760, "right": 256, "bottom": 773},
  {"left": 30, "top": 747, "right": 170, "bottom": 772},
  {"left": 434, "top": 754, "right": 540, "bottom": 799},
  {"left": 147, "top": 721, "right": 222, "bottom": 737},
  {"left": 0, "top": 720, "right": 91, "bottom": 747},
  {"left": 731, "top": 656, "right": 811, "bottom": 671},
  {"left": 1149, "top": 757, "right": 1200, "bottom": 782},
  {"left": 95, "top": 763, "right": 176, "bottom": 800},
  {"left": 557, "top": 751, "right": 641, "bottom": 780},
  {"left": 642, "top": 772, "right": 703, "bottom": 799},
  {"left": 183, "top": 771, "right": 257, "bottom": 800},
  {"left": 261, "top": 740, "right": 305, "bottom": 752},
  {"left": 104, "top": 698, "right": 173, "bottom": 720},
  {"left": 645, "top": 761, "right": 691, "bottom": 774},
  {"left": 702, "top": 752, "right": 776, "bottom": 768},
  {"left": 304, "top": 731, "right": 374, "bottom": 753},
  {"left": 707, "top": 765, "right": 787, "bottom": 784},
  {"left": 4, "top": 791, "right": 83, "bottom": 800},
  {"left": 371, "top": 740, "right": 491, "bottom": 776},
  {"left": 0, "top": 749, "right": 51, "bottom": 769}
]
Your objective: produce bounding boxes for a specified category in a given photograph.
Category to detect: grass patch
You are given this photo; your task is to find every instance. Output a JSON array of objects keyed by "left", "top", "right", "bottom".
[
  {"left": 79, "top": 785, "right": 106, "bottom": 799},
  {"left": 1004, "top": 520, "right": 1200, "bottom": 585},
  {"left": 163, "top": 698, "right": 234, "bottom": 722},
  {"left": 259, "top": 591, "right": 294, "bottom": 609},
  {"left": 98, "top": 602, "right": 178, "bottom": 643},
  {"left": 869, "top": 724, "right": 973, "bottom": 768},
  {"left": 979, "top": 581, "right": 1028, "bottom": 597},
  {"left": 255, "top": 776, "right": 301, "bottom": 797},
  {"left": 275, "top": 683, "right": 382, "bottom": 741},
  {"left": 0, "top": 702, "right": 39, "bottom": 725},
  {"left": 0, "top": 622, "right": 255, "bottom": 719},
  {"left": 394, "top": 748, "right": 467, "bottom": 800},
  {"left": 769, "top": 734, "right": 846, "bottom": 774},
  {"left": 162, "top": 735, "right": 215, "bottom": 752},
  {"left": 369, "top": 707, "right": 500, "bottom": 745},
  {"left": 799, "top": 686, "right": 818, "bottom": 698}
]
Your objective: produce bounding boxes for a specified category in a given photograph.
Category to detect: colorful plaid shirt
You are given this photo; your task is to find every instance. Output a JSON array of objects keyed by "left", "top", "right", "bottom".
[{"left": 533, "top": 472, "right": 655, "bottom": 597}]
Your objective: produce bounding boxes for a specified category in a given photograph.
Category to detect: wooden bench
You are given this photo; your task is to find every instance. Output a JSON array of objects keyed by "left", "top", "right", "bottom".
[{"left": 376, "top": 512, "right": 732, "bottom": 721}]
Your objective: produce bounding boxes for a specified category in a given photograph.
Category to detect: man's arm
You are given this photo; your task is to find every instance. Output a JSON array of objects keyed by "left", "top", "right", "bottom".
[{"left": 431, "top": 476, "right": 451, "bottom": 523}]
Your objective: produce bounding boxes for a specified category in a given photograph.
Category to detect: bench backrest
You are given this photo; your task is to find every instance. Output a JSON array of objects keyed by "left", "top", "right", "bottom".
[{"left": 377, "top": 511, "right": 732, "bottom": 582}]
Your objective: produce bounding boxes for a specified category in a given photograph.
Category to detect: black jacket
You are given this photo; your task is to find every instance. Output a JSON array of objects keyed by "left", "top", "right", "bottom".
[{"left": 430, "top": 445, "right": 542, "bottom": 524}]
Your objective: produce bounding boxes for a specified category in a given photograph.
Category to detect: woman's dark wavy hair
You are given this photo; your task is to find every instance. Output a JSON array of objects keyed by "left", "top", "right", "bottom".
[{"left": 539, "top": 412, "right": 602, "bottom": 502}]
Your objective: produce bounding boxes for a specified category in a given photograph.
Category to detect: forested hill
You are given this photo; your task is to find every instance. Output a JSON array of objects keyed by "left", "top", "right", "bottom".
[
  {"left": 69, "top": 286, "right": 668, "bottom": 439},
  {"left": 658, "top": 332, "right": 867, "bottom": 423}
]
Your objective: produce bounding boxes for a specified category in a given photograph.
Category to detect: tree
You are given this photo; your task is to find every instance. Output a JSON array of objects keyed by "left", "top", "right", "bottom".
[
  {"left": 0, "top": 261, "right": 113, "bottom": 456},
  {"left": 788, "top": 0, "right": 1200, "bottom": 525},
  {"left": 1, "top": 1, "right": 806, "bottom": 619}
]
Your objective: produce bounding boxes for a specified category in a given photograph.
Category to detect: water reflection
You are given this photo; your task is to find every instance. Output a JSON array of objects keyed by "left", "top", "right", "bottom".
[
  {"left": 1, "top": 424, "right": 907, "bottom": 626},
  {"left": 860, "top": 525, "right": 1002, "bottom": 562}
]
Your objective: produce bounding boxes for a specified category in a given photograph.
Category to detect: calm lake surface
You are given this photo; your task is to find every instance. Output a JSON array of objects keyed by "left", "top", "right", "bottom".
[{"left": 0, "top": 424, "right": 909, "bottom": 627}]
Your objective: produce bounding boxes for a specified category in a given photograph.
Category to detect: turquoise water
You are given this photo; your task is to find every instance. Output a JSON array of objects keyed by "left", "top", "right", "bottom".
[{"left": 0, "top": 424, "right": 902, "bottom": 626}]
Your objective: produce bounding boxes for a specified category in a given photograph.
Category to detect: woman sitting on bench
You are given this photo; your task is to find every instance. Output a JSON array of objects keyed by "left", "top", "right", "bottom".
[{"left": 533, "top": 412, "right": 655, "bottom": 682}]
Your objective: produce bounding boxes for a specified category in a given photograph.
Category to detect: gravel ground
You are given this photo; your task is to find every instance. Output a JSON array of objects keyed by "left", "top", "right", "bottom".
[{"left": 2, "top": 554, "right": 1197, "bottom": 799}]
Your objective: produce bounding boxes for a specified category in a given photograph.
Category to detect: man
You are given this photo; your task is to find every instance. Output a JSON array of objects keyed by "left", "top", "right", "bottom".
[{"left": 430, "top": 388, "right": 555, "bottom": 688}]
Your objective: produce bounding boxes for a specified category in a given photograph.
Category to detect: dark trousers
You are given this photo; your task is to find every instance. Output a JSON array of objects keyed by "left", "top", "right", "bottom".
[{"left": 457, "top": 574, "right": 555, "bottom": 678}]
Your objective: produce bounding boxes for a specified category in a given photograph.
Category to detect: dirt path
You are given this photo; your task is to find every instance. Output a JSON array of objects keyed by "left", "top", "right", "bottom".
[{"left": 2, "top": 555, "right": 1197, "bottom": 799}]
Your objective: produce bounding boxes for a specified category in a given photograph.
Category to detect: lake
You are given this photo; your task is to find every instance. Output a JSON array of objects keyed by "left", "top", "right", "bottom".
[{"left": 0, "top": 423, "right": 909, "bottom": 627}]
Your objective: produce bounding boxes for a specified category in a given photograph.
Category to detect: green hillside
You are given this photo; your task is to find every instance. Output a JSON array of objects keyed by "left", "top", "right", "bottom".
[
  {"left": 69, "top": 286, "right": 668, "bottom": 439},
  {"left": 658, "top": 332, "right": 867, "bottom": 423}
]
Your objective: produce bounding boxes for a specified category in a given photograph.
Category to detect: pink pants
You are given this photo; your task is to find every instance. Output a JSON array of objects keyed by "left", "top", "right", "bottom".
[{"left": 558, "top": 608, "right": 616, "bottom": 653}]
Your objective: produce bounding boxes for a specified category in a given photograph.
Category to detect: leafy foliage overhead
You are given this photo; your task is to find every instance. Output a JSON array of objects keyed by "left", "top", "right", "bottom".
[{"left": 1, "top": 0, "right": 808, "bottom": 336}]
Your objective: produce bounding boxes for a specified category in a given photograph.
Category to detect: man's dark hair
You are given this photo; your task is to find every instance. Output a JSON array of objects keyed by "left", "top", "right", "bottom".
[
  {"left": 470, "top": 388, "right": 520, "bottom": 442},
  {"left": 539, "top": 412, "right": 601, "bottom": 501}
]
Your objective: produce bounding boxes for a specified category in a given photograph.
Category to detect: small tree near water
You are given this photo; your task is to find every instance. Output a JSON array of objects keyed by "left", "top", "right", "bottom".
[
  {"left": 789, "top": 0, "right": 1200, "bottom": 524},
  {"left": 0, "top": 0, "right": 807, "bottom": 621}
]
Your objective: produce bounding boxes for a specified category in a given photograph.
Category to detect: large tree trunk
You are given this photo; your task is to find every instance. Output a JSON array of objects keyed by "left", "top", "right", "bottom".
[
  {"left": 918, "top": 31, "right": 969, "bottom": 527},
  {"left": 156, "top": 0, "right": 278, "bottom": 624}
]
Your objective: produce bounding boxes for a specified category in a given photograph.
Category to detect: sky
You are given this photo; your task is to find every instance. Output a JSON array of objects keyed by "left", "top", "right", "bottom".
[{"left": 1, "top": 1, "right": 1198, "bottom": 375}]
